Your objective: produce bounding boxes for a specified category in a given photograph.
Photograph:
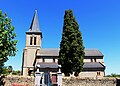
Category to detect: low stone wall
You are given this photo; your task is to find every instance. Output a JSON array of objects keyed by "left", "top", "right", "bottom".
[
  {"left": 0, "top": 76, "right": 34, "bottom": 86},
  {"left": 62, "top": 77, "right": 118, "bottom": 86},
  {"left": 0, "top": 76, "right": 120, "bottom": 86}
]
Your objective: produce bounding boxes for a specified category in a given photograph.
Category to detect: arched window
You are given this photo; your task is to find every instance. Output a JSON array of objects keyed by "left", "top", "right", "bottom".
[
  {"left": 30, "top": 37, "right": 33, "bottom": 45},
  {"left": 97, "top": 71, "right": 100, "bottom": 76},
  {"left": 43, "top": 58, "right": 45, "bottom": 62},
  {"left": 34, "top": 37, "right": 37, "bottom": 45},
  {"left": 53, "top": 58, "right": 55, "bottom": 62}
]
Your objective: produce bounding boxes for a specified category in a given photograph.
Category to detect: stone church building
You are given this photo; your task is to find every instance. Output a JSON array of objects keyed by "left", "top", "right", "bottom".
[{"left": 21, "top": 10, "right": 105, "bottom": 79}]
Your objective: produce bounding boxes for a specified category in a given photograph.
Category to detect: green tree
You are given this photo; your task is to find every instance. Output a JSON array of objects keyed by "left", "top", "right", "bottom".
[
  {"left": 106, "top": 73, "right": 120, "bottom": 77},
  {"left": 8, "top": 66, "right": 13, "bottom": 74},
  {"left": 12, "top": 70, "right": 20, "bottom": 75},
  {"left": 0, "top": 10, "right": 17, "bottom": 74},
  {"left": 1, "top": 66, "right": 9, "bottom": 75},
  {"left": 1, "top": 66, "right": 13, "bottom": 75},
  {"left": 59, "top": 10, "right": 84, "bottom": 76}
]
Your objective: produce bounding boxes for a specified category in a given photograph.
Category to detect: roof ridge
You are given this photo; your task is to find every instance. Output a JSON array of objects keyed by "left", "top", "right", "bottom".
[
  {"left": 41, "top": 48, "right": 59, "bottom": 50},
  {"left": 85, "top": 48, "right": 99, "bottom": 50},
  {"left": 40, "top": 48, "right": 100, "bottom": 50}
]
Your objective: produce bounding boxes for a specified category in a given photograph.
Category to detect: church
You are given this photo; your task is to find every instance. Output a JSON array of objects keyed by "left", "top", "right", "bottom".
[{"left": 21, "top": 10, "right": 105, "bottom": 80}]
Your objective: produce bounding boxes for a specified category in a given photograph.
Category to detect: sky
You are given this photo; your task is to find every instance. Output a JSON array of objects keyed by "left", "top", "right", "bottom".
[{"left": 0, "top": 0, "right": 120, "bottom": 75}]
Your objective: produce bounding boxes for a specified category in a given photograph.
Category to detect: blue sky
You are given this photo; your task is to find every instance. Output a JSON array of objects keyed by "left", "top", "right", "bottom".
[{"left": 0, "top": 0, "right": 120, "bottom": 75}]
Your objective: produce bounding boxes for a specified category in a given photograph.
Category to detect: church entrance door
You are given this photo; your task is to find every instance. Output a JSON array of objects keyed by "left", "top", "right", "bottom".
[{"left": 44, "top": 72, "right": 52, "bottom": 86}]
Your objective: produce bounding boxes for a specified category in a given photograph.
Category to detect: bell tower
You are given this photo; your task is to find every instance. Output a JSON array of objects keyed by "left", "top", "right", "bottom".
[
  {"left": 22, "top": 10, "right": 42, "bottom": 76},
  {"left": 26, "top": 10, "right": 42, "bottom": 47}
]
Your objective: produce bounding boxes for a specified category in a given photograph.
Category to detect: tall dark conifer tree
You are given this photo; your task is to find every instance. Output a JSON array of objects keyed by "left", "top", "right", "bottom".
[{"left": 59, "top": 10, "right": 84, "bottom": 76}]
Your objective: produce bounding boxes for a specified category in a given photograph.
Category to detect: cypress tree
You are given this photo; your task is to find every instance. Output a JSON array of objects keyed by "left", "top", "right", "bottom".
[{"left": 59, "top": 10, "right": 84, "bottom": 76}]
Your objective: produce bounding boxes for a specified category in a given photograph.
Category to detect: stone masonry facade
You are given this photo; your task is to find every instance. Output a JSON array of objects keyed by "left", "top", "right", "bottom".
[
  {"left": 0, "top": 76, "right": 34, "bottom": 86},
  {"left": 1, "top": 76, "right": 120, "bottom": 86},
  {"left": 62, "top": 77, "right": 117, "bottom": 86}
]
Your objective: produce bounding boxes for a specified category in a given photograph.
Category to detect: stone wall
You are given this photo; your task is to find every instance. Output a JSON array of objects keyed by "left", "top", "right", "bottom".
[
  {"left": 0, "top": 76, "right": 120, "bottom": 86},
  {"left": 0, "top": 76, "right": 34, "bottom": 86},
  {"left": 62, "top": 77, "right": 119, "bottom": 86}
]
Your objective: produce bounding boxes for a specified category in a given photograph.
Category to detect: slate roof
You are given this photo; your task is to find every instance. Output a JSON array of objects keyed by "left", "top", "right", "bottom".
[
  {"left": 84, "top": 49, "right": 103, "bottom": 56},
  {"left": 26, "top": 10, "right": 42, "bottom": 34},
  {"left": 37, "top": 62, "right": 58, "bottom": 68},
  {"left": 38, "top": 48, "right": 103, "bottom": 57},
  {"left": 36, "top": 62, "right": 105, "bottom": 69},
  {"left": 39, "top": 48, "right": 59, "bottom": 56},
  {"left": 83, "top": 62, "right": 105, "bottom": 69}
]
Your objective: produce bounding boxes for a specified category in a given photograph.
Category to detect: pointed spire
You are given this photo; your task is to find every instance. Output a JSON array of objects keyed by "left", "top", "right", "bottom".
[{"left": 26, "top": 10, "right": 41, "bottom": 33}]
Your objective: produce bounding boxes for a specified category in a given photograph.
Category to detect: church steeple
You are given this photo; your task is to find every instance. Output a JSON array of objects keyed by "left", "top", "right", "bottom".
[
  {"left": 22, "top": 10, "right": 42, "bottom": 76},
  {"left": 25, "top": 10, "right": 42, "bottom": 47},
  {"left": 26, "top": 10, "right": 42, "bottom": 34}
]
